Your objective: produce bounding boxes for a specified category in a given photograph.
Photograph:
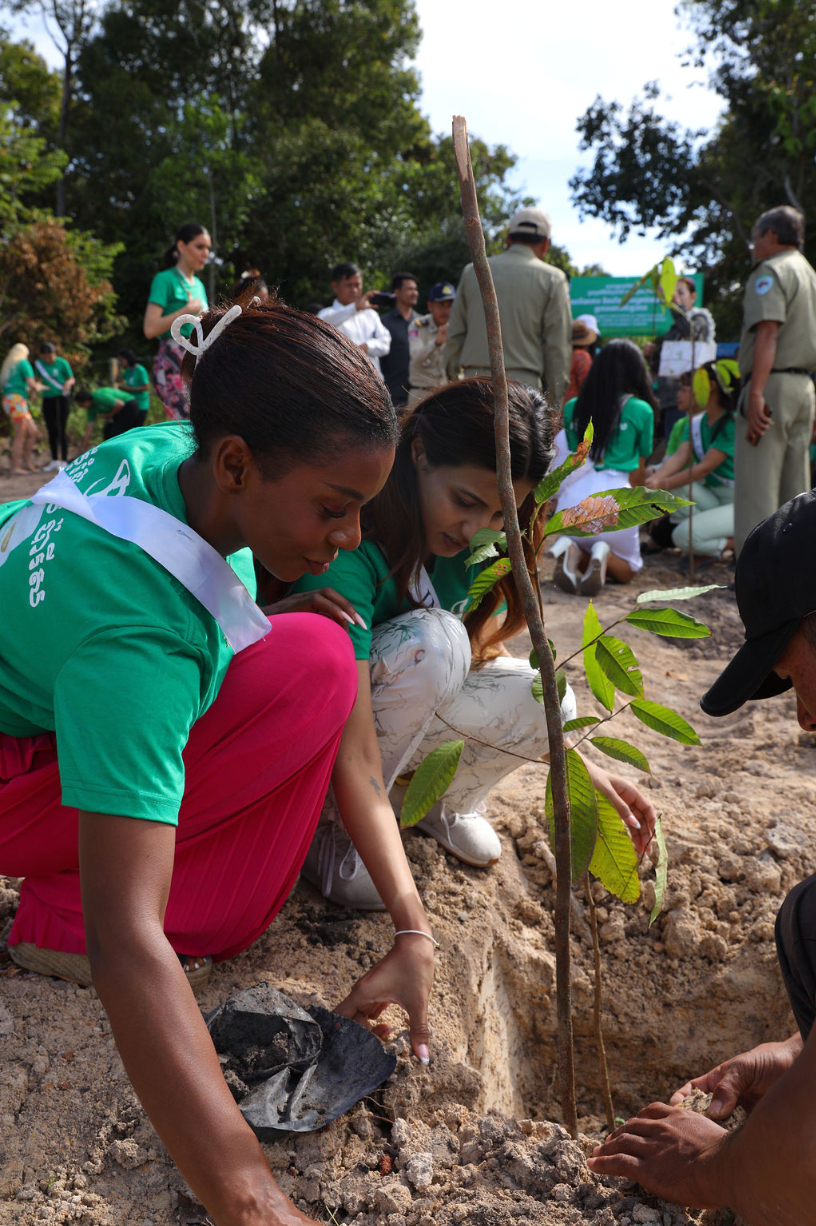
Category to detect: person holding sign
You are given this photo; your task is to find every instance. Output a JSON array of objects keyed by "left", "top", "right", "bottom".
[
  {"left": 35, "top": 342, "right": 75, "bottom": 471},
  {"left": 289, "top": 378, "right": 654, "bottom": 910},
  {"left": 645, "top": 363, "right": 739, "bottom": 564}
]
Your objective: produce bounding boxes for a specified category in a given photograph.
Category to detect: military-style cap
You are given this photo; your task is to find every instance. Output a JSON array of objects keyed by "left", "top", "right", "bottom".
[
  {"left": 507, "top": 207, "right": 552, "bottom": 240},
  {"left": 428, "top": 282, "right": 456, "bottom": 302},
  {"left": 701, "top": 491, "right": 816, "bottom": 716}
]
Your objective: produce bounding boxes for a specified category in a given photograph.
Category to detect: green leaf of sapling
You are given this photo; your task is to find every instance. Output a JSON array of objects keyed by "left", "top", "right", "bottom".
[
  {"left": 583, "top": 602, "right": 614, "bottom": 712},
  {"left": 590, "top": 789, "right": 640, "bottom": 904},
  {"left": 562, "top": 716, "right": 601, "bottom": 733},
  {"left": 636, "top": 585, "right": 722, "bottom": 605},
  {"left": 590, "top": 736, "right": 651, "bottom": 773},
  {"left": 400, "top": 741, "right": 464, "bottom": 828},
  {"left": 546, "top": 748, "right": 598, "bottom": 884},
  {"left": 625, "top": 607, "right": 711, "bottom": 639},
  {"left": 630, "top": 699, "right": 701, "bottom": 745},
  {"left": 595, "top": 635, "right": 644, "bottom": 698},
  {"left": 464, "top": 527, "right": 507, "bottom": 567},
  {"left": 465, "top": 557, "right": 511, "bottom": 611}
]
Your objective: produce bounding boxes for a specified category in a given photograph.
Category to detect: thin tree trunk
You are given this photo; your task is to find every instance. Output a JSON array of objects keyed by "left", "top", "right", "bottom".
[
  {"left": 208, "top": 170, "right": 217, "bottom": 303},
  {"left": 56, "top": 42, "right": 73, "bottom": 216},
  {"left": 452, "top": 115, "right": 577, "bottom": 1138},
  {"left": 585, "top": 880, "right": 614, "bottom": 1132}
]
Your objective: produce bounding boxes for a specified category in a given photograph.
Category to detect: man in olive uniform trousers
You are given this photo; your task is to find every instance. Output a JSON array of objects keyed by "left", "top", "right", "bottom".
[
  {"left": 406, "top": 281, "right": 456, "bottom": 407},
  {"left": 444, "top": 206, "right": 571, "bottom": 406},
  {"left": 735, "top": 205, "right": 816, "bottom": 554}
]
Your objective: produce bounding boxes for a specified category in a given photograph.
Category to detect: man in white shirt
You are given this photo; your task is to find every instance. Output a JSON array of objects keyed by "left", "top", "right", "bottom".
[{"left": 318, "top": 262, "right": 391, "bottom": 376}]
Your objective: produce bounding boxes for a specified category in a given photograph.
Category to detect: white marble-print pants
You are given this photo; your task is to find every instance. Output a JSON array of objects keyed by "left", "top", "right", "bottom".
[{"left": 324, "top": 608, "right": 576, "bottom": 820}]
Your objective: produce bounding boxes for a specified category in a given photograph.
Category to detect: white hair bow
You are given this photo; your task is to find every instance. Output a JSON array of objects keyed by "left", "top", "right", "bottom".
[{"left": 170, "top": 303, "right": 243, "bottom": 357}]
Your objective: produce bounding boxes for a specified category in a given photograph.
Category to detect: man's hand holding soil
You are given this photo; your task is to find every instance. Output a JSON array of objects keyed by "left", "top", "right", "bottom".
[{"left": 589, "top": 1027, "right": 816, "bottom": 1224}]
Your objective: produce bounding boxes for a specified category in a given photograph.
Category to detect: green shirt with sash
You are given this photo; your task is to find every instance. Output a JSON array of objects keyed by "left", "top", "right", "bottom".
[
  {"left": 563, "top": 396, "right": 654, "bottom": 473},
  {"left": 680, "top": 411, "right": 735, "bottom": 488},
  {"left": 0, "top": 423, "right": 255, "bottom": 824},
  {"left": 122, "top": 364, "right": 151, "bottom": 412},
  {"left": 36, "top": 356, "right": 73, "bottom": 399}
]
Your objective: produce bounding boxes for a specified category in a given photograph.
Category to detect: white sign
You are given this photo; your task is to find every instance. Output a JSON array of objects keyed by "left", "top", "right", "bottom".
[{"left": 658, "top": 341, "right": 718, "bottom": 378}]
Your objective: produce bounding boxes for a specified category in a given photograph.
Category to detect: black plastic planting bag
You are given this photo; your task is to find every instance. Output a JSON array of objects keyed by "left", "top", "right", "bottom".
[{"left": 206, "top": 983, "right": 396, "bottom": 1139}]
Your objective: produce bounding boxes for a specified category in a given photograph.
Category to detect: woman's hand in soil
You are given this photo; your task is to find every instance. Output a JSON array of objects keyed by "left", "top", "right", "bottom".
[
  {"left": 262, "top": 587, "right": 366, "bottom": 631},
  {"left": 588, "top": 1103, "right": 729, "bottom": 1207},
  {"left": 583, "top": 761, "right": 656, "bottom": 854},
  {"left": 334, "top": 934, "right": 435, "bottom": 1065},
  {"left": 669, "top": 1034, "right": 804, "bottom": 1119}
]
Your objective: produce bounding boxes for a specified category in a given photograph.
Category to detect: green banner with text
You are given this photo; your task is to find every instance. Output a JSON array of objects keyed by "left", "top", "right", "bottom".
[{"left": 570, "top": 273, "right": 704, "bottom": 338}]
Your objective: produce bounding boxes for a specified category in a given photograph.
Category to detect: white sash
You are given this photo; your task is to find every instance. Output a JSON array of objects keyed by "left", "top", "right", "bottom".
[
  {"left": 34, "top": 360, "right": 65, "bottom": 393},
  {"left": 0, "top": 471, "right": 270, "bottom": 653},
  {"left": 690, "top": 412, "right": 734, "bottom": 489},
  {"left": 408, "top": 565, "right": 441, "bottom": 610}
]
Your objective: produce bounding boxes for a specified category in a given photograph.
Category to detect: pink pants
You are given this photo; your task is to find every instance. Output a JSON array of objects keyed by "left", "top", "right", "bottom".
[{"left": 0, "top": 614, "right": 357, "bottom": 961}]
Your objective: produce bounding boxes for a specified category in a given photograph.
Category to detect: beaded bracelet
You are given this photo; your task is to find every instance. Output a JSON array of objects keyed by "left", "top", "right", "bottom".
[{"left": 394, "top": 929, "right": 440, "bottom": 949}]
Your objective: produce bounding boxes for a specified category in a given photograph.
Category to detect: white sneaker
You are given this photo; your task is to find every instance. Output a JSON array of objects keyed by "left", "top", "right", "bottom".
[
  {"left": 417, "top": 802, "right": 502, "bottom": 867},
  {"left": 300, "top": 823, "right": 386, "bottom": 911},
  {"left": 579, "top": 540, "right": 610, "bottom": 597},
  {"left": 42, "top": 459, "right": 59, "bottom": 472},
  {"left": 55, "top": 461, "right": 67, "bottom": 471}
]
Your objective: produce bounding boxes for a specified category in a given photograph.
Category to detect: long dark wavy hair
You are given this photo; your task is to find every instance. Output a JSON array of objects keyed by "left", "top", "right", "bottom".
[
  {"left": 571, "top": 339, "right": 657, "bottom": 463},
  {"left": 363, "top": 378, "right": 556, "bottom": 652}
]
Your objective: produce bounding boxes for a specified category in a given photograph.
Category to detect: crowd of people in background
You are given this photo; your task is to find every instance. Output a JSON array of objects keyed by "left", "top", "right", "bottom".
[{"left": 3, "top": 203, "right": 815, "bottom": 592}]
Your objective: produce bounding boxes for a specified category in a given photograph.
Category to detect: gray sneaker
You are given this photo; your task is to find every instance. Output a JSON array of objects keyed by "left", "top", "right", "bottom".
[
  {"left": 416, "top": 802, "right": 502, "bottom": 867},
  {"left": 300, "top": 822, "right": 386, "bottom": 911}
]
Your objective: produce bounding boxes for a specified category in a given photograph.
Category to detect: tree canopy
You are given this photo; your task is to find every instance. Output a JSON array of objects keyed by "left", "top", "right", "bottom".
[{"left": 569, "top": 0, "right": 816, "bottom": 334}]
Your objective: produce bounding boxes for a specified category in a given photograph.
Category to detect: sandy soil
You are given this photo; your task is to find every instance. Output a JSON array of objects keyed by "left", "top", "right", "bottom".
[{"left": 2, "top": 469, "right": 812, "bottom": 1226}]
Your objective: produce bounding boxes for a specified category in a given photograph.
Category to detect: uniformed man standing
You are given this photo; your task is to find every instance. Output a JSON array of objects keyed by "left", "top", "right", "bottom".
[
  {"left": 735, "top": 206, "right": 816, "bottom": 554},
  {"left": 443, "top": 206, "right": 571, "bottom": 405},
  {"left": 406, "top": 281, "right": 456, "bottom": 407}
]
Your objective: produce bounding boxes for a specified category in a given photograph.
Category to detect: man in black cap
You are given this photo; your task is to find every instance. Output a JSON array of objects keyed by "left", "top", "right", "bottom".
[
  {"left": 406, "top": 281, "right": 456, "bottom": 408},
  {"left": 589, "top": 490, "right": 816, "bottom": 1223}
]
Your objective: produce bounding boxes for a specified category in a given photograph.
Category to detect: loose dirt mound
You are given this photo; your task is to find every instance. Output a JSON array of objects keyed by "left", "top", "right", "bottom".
[{"left": 2, "top": 479, "right": 812, "bottom": 1225}]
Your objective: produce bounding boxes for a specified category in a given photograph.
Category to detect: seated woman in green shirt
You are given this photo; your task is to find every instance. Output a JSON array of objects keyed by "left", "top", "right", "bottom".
[
  {"left": 645, "top": 362, "right": 739, "bottom": 563},
  {"left": 290, "top": 379, "right": 656, "bottom": 910},
  {"left": 549, "top": 339, "right": 656, "bottom": 596}
]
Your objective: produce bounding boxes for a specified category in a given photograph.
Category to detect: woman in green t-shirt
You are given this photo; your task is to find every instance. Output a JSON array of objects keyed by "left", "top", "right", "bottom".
[
  {"left": 34, "top": 341, "right": 75, "bottom": 470},
  {"left": 1, "top": 297, "right": 442, "bottom": 1225},
  {"left": 645, "top": 362, "right": 740, "bottom": 562},
  {"left": 549, "top": 339, "right": 656, "bottom": 596},
  {"left": 1, "top": 342, "right": 41, "bottom": 475},
  {"left": 288, "top": 379, "right": 656, "bottom": 910},
  {"left": 143, "top": 223, "right": 210, "bottom": 421}
]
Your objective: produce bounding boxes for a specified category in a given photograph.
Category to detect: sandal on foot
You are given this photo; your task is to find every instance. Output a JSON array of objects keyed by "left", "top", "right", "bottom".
[{"left": 9, "top": 944, "right": 213, "bottom": 993}]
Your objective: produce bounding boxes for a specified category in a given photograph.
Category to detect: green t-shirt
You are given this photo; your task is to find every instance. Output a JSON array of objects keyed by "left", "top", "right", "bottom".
[
  {"left": 3, "top": 359, "right": 35, "bottom": 398},
  {"left": 35, "top": 356, "right": 73, "bottom": 399},
  {"left": 666, "top": 416, "right": 688, "bottom": 457},
  {"left": 122, "top": 364, "right": 151, "bottom": 412},
  {"left": 563, "top": 395, "right": 654, "bottom": 472},
  {"left": 290, "top": 538, "right": 479, "bottom": 660},
  {"left": 86, "top": 387, "right": 124, "bottom": 419},
  {"left": 147, "top": 267, "right": 209, "bottom": 340},
  {"left": 0, "top": 423, "right": 256, "bottom": 824},
  {"left": 680, "top": 411, "right": 736, "bottom": 487}
]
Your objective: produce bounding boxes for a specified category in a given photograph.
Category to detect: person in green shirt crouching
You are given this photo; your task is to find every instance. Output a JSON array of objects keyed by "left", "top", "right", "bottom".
[
  {"left": 35, "top": 342, "right": 75, "bottom": 470},
  {"left": 117, "top": 348, "right": 151, "bottom": 426},
  {"left": 289, "top": 377, "right": 656, "bottom": 910},
  {"left": 645, "top": 362, "right": 739, "bottom": 566},
  {"left": 75, "top": 386, "right": 142, "bottom": 450}
]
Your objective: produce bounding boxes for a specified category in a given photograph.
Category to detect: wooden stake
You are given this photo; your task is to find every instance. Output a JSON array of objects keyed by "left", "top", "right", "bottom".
[{"left": 452, "top": 115, "right": 577, "bottom": 1137}]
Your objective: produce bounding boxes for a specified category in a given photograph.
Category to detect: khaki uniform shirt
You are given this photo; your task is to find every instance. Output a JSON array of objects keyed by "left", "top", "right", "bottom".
[
  {"left": 738, "top": 248, "right": 816, "bottom": 377},
  {"left": 408, "top": 314, "right": 446, "bottom": 399},
  {"left": 443, "top": 244, "right": 572, "bottom": 404}
]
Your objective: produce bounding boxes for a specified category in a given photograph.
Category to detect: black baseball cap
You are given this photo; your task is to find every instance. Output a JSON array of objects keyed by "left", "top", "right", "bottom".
[{"left": 701, "top": 491, "right": 816, "bottom": 716}]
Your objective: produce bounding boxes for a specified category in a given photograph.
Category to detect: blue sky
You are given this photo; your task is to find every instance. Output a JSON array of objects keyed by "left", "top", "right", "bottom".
[{"left": 9, "top": 0, "right": 724, "bottom": 276}]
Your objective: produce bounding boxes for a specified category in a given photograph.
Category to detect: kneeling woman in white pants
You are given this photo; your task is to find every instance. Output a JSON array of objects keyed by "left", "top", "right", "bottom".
[
  {"left": 289, "top": 378, "right": 656, "bottom": 909},
  {"left": 645, "top": 364, "right": 738, "bottom": 560}
]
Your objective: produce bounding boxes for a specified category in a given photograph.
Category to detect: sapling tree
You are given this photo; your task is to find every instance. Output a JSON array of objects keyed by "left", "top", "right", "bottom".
[{"left": 399, "top": 118, "right": 715, "bottom": 1137}]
